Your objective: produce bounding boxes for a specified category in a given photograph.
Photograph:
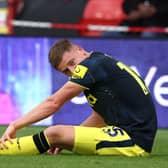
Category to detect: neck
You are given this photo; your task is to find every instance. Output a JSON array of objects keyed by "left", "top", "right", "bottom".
[{"left": 85, "top": 51, "right": 92, "bottom": 58}]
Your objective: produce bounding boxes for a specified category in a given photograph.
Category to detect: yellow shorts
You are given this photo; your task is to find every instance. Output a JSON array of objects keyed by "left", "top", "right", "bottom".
[{"left": 72, "top": 126, "right": 149, "bottom": 157}]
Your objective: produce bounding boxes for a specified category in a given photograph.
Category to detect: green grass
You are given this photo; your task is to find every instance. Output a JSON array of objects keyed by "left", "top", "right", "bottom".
[{"left": 0, "top": 126, "right": 168, "bottom": 168}]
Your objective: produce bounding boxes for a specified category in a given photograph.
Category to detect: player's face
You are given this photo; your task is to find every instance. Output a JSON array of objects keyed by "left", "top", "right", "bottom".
[{"left": 57, "top": 45, "right": 88, "bottom": 76}]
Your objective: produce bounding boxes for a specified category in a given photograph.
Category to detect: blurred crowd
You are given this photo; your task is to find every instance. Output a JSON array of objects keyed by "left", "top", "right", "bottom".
[
  {"left": 0, "top": 0, "right": 168, "bottom": 37},
  {"left": 81, "top": 0, "right": 168, "bottom": 37},
  {"left": 123, "top": 0, "right": 168, "bottom": 28},
  {"left": 104, "top": 0, "right": 168, "bottom": 37}
]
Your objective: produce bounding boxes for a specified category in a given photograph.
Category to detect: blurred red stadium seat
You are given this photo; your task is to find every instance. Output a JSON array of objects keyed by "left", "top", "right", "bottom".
[{"left": 79, "top": 0, "right": 127, "bottom": 36}]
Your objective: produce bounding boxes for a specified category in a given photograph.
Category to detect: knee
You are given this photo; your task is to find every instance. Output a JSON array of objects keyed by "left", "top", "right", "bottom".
[
  {"left": 44, "top": 125, "right": 67, "bottom": 147},
  {"left": 43, "top": 125, "right": 74, "bottom": 150},
  {"left": 44, "top": 125, "right": 65, "bottom": 138}
]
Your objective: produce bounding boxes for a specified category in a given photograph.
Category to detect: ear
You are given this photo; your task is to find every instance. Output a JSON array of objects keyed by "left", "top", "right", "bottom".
[{"left": 75, "top": 45, "right": 83, "bottom": 51}]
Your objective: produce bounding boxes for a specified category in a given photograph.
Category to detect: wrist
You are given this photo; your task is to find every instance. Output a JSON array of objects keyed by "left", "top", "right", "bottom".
[{"left": 9, "top": 121, "right": 18, "bottom": 130}]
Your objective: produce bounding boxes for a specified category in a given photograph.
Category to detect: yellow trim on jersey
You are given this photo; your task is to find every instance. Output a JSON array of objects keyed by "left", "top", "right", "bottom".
[
  {"left": 117, "top": 62, "right": 149, "bottom": 95},
  {"left": 72, "top": 65, "right": 88, "bottom": 79},
  {"left": 69, "top": 81, "right": 89, "bottom": 90}
]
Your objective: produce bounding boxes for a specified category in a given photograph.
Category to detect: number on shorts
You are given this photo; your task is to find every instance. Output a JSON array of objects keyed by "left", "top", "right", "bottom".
[{"left": 103, "top": 126, "right": 124, "bottom": 137}]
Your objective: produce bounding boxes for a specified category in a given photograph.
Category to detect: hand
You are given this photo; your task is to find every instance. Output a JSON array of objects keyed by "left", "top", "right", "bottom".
[
  {"left": 127, "top": 3, "right": 157, "bottom": 21},
  {"left": 0, "top": 123, "right": 16, "bottom": 149},
  {"left": 127, "top": 10, "right": 142, "bottom": 21},
  {"left": 138, "top": 3, "right": 157, "bottom": 18},
  {"left": 47, "top": 147, "right": 62, "bottom": 155}
]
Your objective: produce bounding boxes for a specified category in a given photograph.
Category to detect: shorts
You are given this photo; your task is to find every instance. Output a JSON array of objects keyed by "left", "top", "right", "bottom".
[{"left": 72, "top": 125, "right": 149, "bottom": 157}]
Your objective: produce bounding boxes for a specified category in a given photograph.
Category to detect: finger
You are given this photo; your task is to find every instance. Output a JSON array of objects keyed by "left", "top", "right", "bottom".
[
  {"left": 47, "top": 149, "right": 52, "bottom": 154},
  {"left": 0, "top": 142, "right": 3, "bottom": 150},
  {"left": 0, "top": 139, "right": 2, "bottom": 149},
  {"left": 47, "top": 148, "right": 55, "bottom": 154},
  {"left": 6, "top": 135, "right": 13, "bottom": 144},
  {"left": 1, "top": 135, "right": 12, "bottom": 149},
  {"left": 1, "top": 139, "right": 8, "bottom": 149},
  {"left": 54, "top": 148, "right": 62, "bottom": 155}
]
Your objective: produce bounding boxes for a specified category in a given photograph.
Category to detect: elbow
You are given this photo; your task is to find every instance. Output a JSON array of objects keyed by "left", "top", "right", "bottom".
[{"left": 45, "top": 97, "right": 63, "bottom": 114}]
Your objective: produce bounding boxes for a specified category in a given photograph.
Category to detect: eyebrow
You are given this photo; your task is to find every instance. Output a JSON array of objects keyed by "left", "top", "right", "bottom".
[{"left": 60, "top": 58, "right": 75, "bottom": 73}]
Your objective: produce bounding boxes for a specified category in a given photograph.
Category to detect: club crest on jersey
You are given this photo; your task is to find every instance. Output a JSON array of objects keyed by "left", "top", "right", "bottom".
[{"left": 72, "top": 65, "right": 88, "bottom": 79}]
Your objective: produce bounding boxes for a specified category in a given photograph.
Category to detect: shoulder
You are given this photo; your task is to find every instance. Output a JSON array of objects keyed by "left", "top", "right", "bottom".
[
  {"left": 82, "top": 52, "right": 117, "bottom": 71},
  {"left": 81, "top": 52, "right": 113, "bottom": 69}
]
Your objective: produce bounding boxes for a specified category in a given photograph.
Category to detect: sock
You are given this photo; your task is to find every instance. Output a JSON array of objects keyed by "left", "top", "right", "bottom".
[{"left": 0, "top": 132, "right": 51, "bottom": 155}]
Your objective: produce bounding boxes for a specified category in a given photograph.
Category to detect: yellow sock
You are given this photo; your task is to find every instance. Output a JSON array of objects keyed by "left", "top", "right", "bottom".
[
  {"left": 0, "top": 136, "right": 39, "bottom": 155},
  {"left": 0, "top": 132, "right": 50, "bottom": 155}
]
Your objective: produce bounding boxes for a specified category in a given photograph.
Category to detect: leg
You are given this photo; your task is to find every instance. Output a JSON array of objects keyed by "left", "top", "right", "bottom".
[
  {"left": 0, "top": 125, "right": 74, "bottom": 155},
  {"left": 73, "top": 125, "right": 149, "bottom": 156},
  {"left": 44, "top": 125, "right": 74, "bottom": 151}
]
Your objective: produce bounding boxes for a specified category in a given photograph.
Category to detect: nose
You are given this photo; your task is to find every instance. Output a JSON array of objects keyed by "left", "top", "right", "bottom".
[{"left": 67, "top": 66, "right": 75, "bottom": 75}]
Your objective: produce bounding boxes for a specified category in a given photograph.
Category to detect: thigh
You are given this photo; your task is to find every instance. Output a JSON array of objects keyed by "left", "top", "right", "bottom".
[{"left": 73, "top": 125, "right": 148, "bottom": 156}]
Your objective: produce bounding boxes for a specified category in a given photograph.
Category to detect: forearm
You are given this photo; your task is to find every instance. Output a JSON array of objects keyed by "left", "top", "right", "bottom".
[
  {"left": 10, "top": 82, "right": 84, "bottom": 131},
  {"left": 11, "top": 98, "right": 62, "bottom": 130}
]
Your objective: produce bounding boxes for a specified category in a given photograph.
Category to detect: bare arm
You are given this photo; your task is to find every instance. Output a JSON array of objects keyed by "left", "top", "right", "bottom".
[
  {"left": 0, "top": 81, "right": 84, "bottom": 145},
  {"left": 11, "top": 81, "right": 84, "bottom": 130},
  {"left": 81, "top": 111, "right": 106, "bottom": 128}
]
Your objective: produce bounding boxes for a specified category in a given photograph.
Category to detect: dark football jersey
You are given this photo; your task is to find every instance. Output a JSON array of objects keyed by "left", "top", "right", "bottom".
[{"left": 70, "top": 52, "right": 157, "bottom": 152}]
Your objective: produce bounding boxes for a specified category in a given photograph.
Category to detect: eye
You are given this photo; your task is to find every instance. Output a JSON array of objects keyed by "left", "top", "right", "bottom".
[{"left": 68, "top": 60, "right": 75, "bottom": 66}]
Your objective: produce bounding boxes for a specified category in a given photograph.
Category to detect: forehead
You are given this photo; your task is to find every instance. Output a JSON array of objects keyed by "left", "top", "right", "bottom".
[{"left": 57, "top": 50, "right": 75, "bottom": 70}]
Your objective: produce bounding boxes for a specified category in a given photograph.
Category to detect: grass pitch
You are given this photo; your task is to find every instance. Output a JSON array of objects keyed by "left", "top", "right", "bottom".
[{"left": 0, "top": 126, "right": 168, "bottom": 168}]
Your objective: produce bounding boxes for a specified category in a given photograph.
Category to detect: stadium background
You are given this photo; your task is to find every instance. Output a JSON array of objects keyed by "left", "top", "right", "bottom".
[
  {"left": 0, "top": 0, "right": 168, "bottom": 128},
  {"left": 0, "top": 37, "right": 168, "bottom": 127},
  {"left": 0, "top": 1, "right": 168, "bottom": 167}
]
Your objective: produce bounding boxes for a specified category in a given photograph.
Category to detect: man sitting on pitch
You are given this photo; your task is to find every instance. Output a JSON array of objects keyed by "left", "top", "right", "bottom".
[{"left": 0, "top": 39, "right": 157, "bottom": 156}]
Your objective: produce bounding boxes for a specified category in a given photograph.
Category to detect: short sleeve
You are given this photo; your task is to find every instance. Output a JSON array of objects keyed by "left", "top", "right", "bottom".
[
  {"left": 70, "top": 55, "right": 107, "bottom": 89},
  {"left": 69, "top": 64, "right": 95, "bottom": 89}
]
